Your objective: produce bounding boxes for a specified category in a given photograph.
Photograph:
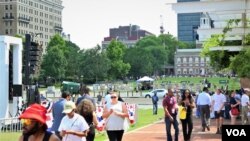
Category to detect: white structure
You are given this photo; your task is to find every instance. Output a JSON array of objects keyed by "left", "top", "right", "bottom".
[
  {"left": 0, "top": 36, "right": 23, "bottom": 118},
  {"left": 171, "top": 0, "right": 250, "bottom": 51}
]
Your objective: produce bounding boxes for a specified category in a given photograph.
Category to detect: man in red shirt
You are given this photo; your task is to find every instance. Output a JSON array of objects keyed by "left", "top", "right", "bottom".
[{"left": 162, "top": 89, "right": 179, "bottom": 141}]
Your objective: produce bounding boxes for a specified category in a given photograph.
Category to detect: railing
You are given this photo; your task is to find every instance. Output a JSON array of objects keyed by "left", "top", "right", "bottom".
[{"left": 0, "top": 117, "right": 22, "bottom": 133}]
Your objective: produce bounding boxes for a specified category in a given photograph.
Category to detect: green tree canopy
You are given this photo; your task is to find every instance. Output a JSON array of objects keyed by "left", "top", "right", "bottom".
[
  {"left": 124, "top": 47, "right": 154, "bottom": 77},
  {"left": 79, "top": 45, "right": 111, "bottom": 83},
  {"left": 106, "top": 40, "right": 131, "bottom": 79},
  {"left": 230, "top": 48, "right": 250, "bottom": 78},
  {"left": 64, "top": 41, "right": 81, "bottom": 79},
  {"left": 41, "top": 45, "right": 67, "bottom": 80}
]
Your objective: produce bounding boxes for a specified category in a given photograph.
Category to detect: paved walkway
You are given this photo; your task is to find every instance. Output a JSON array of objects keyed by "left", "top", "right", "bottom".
[{"left": 122, "top": 117, "right": 241, "bottom": 141}]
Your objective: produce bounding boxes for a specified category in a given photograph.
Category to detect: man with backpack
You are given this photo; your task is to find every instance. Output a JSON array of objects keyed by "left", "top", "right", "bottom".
[{"left": 152, "top": 91, "right": 159, "bottom": 115}]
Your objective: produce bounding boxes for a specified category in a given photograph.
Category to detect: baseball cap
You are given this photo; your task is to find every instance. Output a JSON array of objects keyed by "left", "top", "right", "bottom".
[
  {"left": 62, "top": 101, "right": 76, "bottom": 113},
  {"left": 19, "top": 103, "right": 47, "bottom": 124}
]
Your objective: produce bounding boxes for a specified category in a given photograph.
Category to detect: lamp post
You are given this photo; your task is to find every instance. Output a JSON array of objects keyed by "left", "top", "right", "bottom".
[
  {"left": 30, "top": 32, "right": 43, "bottom": 42},
  {"left": 81, "top": 75, "right": 84, "bottom": 83}
]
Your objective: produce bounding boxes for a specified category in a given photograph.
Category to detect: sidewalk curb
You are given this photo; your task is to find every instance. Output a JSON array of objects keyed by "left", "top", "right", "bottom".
[
  {"left": 124, "top": 119, "right": 164, "bottom": 135},
  {"left": 104, "top": 119, "right": 164, "bottom": 141}
]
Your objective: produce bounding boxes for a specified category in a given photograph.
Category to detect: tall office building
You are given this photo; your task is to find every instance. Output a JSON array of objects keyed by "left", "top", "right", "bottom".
[
  {"left": 173, "top": 0, "right": 250, "bottom": 51},
  {"left": 0, "top": 0, "right": 63, "bottom": 51},
  {"left": 172, "top": 0, "right": 250, "bottom": 76},
  {"left": 177, "top": 0, "right": 201, "bottom": 44}
]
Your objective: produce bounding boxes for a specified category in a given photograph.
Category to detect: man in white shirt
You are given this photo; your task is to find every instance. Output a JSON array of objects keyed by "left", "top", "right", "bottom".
[
  {"left": 197, "top": 87, "right": 212, "bottom": 132},
  {"left": 241, "top": 88, "right": 250, "bottom": 125},
  {"left": 104, "top": 91, "right": 111, "bottom": 107},
  {"left": 59, "top": 101, "right": 89, "bottom": 141},
  {"left": 211, "top": 89, "right": 226, "bottom": 134}
]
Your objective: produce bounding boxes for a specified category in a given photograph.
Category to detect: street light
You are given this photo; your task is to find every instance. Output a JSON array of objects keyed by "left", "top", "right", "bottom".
[
  {"left": 30, "top": 32, "right": 43, "bottom": 41},
  {"left": 81, "top": 75, "right": 84, "bottom": 83}
]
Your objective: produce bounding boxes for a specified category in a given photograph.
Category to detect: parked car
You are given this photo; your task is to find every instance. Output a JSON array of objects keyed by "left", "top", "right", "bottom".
[
  {"left": 45, "top": 86, "right": 56, "bottom": 95},
  {"left": 142, "top": 89, "right": 168, "bottom": 98}
]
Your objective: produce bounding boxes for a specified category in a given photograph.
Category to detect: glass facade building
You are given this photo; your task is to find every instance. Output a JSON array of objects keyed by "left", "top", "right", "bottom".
[{"left": 177, "top": 0, "right": 201, "bottom": 43}]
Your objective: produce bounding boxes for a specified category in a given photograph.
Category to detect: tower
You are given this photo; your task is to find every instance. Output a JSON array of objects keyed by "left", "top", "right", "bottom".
[{"left": 160, "top": 15, "right": 165, "bottom": 34}]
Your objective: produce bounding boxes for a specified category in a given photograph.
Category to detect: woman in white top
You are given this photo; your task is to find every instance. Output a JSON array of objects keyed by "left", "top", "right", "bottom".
[{"left": 102, "top": 91, "right": 129, "bottom": 141}]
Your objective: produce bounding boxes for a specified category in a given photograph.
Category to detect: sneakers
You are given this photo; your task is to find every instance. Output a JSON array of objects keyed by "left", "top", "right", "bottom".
[
  {"left": 206, "top": 126, "right": 210, "bottom": 131},
  {"left": 216, "top": 128, "right": 221, "bottom": 134}
]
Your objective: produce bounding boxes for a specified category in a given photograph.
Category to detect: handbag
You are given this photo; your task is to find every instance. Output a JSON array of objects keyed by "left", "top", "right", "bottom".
[
  {"left": 231, "top": 107, "right": 239, "bottom": 115},
  {"left": 178, "top": 106, "right": 187, "bottom": 120}
]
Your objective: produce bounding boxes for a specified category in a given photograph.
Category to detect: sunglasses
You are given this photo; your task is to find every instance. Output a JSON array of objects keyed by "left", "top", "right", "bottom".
[
  {"left": 111, "top": 96, "right": 117, "bottom": 99},
  {"left": 20, "top": 119, "right": 35, "bottom": 126}
]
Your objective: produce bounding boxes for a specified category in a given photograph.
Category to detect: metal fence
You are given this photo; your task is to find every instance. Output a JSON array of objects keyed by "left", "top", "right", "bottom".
[{"left": 0, "top": 117, "right": 22, "bottom": 132}]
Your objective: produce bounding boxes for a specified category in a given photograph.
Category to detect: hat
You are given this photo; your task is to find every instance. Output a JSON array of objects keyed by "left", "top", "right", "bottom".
[
  {"left": 19, "top": 104, "right": 47, "bottom": 124},
  {"left": 62, "top": 101, "right": 76, "bottom": 113}
]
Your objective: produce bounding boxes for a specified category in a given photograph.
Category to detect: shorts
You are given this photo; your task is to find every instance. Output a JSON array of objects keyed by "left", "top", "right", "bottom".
[
  {"left": 214, "top": 110, "right": 225, "bottom": 119},
  {"left": 229, "top": 110, "right": 238, "bottom": 118}
]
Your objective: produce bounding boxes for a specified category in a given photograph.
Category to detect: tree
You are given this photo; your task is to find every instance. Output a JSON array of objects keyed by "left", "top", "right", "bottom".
[
  {"left": 106, "top": 40, "right": 131, "bottom": 79},
  {"left": 201, "top": 18, "right": 250, "bottom": 76},
  {"left": 124, "top": 47, "right": 154, "bottom": 78},
  {"left": 64, "top": 41, "right": 81, "bottom": 80},
  {"left": 230, "top": 48, "right": 250, "bottom": 78},
  {"left": 135, "top": 35, "right": 160, "bottom": 47},
  {"left": 41, "top": 35, "right": 68, "bottom": 81},
  {"left": 41, "top": 45, "right": 67, "bottom": 80},
  {"left": 47, "top": 34, "right": 66, "bottom": 52},
  {"left": 144, "top": 46, "right": 167, "bottom": 75},
  {"left": 79, "top": 45, "right": 111, "bottom": 83}
]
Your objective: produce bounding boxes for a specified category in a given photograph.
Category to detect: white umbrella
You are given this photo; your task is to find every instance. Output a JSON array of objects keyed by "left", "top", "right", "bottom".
[{"left": 137, "top": 76, "right": 154, "bottom": 82}]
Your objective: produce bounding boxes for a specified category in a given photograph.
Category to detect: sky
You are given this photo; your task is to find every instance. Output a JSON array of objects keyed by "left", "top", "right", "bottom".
[{"left": 62, "top": 0, "right": 177, "bottom": 49}]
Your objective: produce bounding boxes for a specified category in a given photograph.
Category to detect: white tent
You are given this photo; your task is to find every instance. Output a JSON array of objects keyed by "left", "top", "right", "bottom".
[{"left": 137, "top": 76, "right": 154, "bottom": 82}]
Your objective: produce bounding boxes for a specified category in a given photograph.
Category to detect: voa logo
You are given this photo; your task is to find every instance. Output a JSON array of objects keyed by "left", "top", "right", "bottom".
[{"left": 226, "top": 129, "right": 246, "bottom": 136}]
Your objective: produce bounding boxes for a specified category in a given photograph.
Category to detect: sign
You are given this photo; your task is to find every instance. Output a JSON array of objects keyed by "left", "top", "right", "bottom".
[
  {"left": 222, "top": 125, "right": 250, "bottom": 140},
  {"left": 219, "top": 80, "right": 228, "bottom": 84}
]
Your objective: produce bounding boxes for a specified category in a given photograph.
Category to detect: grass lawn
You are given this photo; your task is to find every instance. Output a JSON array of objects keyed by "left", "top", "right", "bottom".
[
  {"left": 0, "top": 132, "right": 21, "bottom": 141},
  {"left": 126, "top": 76, "right": 240, "bottom": 93},
  {"left": 0, "top": 108, "right": 164, "bottom": 141},
  {"left": 154, "top": 76, "right": 240, "bottom": 91}
]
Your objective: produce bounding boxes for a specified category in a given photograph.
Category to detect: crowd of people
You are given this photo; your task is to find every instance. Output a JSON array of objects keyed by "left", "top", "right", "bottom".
[
  {"left": 17, "top": 83, "right": 250, "bottom": 141},
  {"left": 18, "top": 86, "right": 129, "bottom": 141},
  {"left": 162, "top": 86, "right": 250, "bottom": 141}
]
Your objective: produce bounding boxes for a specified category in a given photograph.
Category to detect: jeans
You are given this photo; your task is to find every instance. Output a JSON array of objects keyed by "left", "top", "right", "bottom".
[
  {"left": 196, "top": 105, "right": 200, "bottom": 118},
  {"left": 199, "top": 105, "right": 210, "bottom": 128},
  {"left": 165, "top": 116, "right": 179, "bottom": 141},
  {"left": 153, "top": 103, "right": 158, "bottom": 115}
]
